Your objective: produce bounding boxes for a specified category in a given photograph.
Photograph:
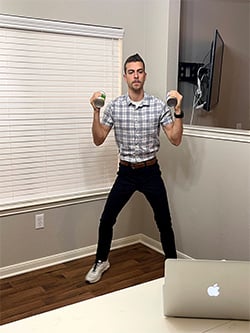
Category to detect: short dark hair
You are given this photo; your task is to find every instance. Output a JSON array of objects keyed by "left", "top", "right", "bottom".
[{"left": 123, "top": 53, "right": 145, "bottom": 74}]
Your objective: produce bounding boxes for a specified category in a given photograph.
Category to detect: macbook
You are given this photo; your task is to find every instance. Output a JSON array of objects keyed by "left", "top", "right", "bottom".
[{"left": 163, "top": 259, "right": 250, "bottom": 320}]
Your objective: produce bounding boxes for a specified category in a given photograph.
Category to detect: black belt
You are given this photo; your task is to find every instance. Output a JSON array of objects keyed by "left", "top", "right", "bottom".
[{"left": 120, "top": 158, "right": 157, "bottom": 169}]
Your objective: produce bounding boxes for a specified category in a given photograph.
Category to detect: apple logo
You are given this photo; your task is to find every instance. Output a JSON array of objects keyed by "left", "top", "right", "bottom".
[{"left": 207, "top": 283, "right": 220, "bottom": 297}]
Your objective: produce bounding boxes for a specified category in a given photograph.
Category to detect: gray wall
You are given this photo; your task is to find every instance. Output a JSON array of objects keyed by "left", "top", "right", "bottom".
[
  {"left": 1, "top": 0, "right": 249, "bottom": 273},
  {"left": 0, "top": 194, "right": 144, "bottom": 267},
  {"left": 158, "top": 131, "right": 250, "bottom": 261},
  {"left": 179, "top": 0, "right": 250, "bottom": 130},
  {"left": 0, "top": 0, "right": 180, "bottom": 269}
]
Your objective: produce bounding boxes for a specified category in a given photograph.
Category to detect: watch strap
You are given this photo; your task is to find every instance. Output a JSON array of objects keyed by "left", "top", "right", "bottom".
[{"left": 174, "top": 110, "right": 184, "bottom": 119}]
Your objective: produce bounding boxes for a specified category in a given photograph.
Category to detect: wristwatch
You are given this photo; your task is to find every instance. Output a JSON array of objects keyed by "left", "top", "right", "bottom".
[{"left": 174, "top": 110, "right": 184, "bottom": 119}]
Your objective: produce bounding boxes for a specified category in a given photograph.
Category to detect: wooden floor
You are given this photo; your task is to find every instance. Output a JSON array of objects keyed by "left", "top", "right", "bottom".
[{"left": 0, "top": 243, "right": 164, "bottom": 325}]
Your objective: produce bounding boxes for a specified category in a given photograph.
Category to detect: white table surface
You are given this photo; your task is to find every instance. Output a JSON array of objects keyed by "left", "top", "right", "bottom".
[{"left": 1, "top": 278, "right": 249, "bottom": 333}]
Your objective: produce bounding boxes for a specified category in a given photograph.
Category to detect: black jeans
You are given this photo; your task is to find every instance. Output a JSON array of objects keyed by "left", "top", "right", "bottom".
[{"left": 96, "top": 161, "right": 177, "bottom": 261}]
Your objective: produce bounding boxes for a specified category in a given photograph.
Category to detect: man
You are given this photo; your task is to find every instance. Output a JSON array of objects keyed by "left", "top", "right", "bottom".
[{"left": 85, "top": 53, "right": 183, "bottom": 283}]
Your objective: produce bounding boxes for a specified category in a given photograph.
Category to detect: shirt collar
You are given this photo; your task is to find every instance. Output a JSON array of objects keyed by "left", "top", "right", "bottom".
[{"left": 126, "top": 92, "right": 150, "bottom": 107}]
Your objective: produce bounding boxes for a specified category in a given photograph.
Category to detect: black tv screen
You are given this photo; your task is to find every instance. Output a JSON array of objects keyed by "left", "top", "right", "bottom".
[{"left": 203, "top": 29, "right": 224, "bottom": 111}]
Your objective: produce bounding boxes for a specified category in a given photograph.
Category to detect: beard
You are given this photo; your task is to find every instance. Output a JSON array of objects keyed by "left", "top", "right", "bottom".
[{"left": 129, "top": 80, "right": 143, "bottom": 92}]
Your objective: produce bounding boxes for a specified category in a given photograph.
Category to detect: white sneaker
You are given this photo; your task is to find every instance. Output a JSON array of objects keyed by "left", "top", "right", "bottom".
[{"left": 85, "top": 260, "right": 110, "bottom": 283}]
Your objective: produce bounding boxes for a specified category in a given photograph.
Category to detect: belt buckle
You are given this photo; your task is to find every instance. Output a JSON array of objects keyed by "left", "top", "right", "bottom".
[{"left": 132, "top": 162, "right": 144, "bottom": 169}]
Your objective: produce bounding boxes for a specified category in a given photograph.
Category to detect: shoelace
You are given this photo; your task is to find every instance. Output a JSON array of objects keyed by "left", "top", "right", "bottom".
[{"left": 92, "top": 260, "right": 102, "bottom": 272}]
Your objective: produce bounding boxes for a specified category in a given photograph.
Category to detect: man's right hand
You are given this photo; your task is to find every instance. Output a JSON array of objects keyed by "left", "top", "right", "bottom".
[{"left": 90, "top": 91, "right": 102, "bottom": 111}]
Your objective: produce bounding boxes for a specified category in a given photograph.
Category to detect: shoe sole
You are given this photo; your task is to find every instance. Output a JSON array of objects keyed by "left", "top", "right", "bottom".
[{"left": 85, "top": 263, "right": 110, "bottom": 284}]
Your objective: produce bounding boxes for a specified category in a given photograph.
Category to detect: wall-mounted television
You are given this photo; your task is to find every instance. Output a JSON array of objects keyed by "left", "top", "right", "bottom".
[
  {"left": 179, "top": 29, "right": 224, "bottom": 112},
  {"left": 197, "top": 29, "right": 224, "bottom": 111}
]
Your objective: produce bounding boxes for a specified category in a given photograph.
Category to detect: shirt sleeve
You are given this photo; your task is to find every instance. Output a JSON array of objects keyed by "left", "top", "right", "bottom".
[
  {"left": 160, "top": 103, "right": 173, "bottom": 126},
  {"left": 101, "top": 102, "right": 114, "bottom": 127}
]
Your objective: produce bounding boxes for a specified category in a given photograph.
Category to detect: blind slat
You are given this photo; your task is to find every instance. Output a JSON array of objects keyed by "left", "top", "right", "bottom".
[{"left": 0, "top": 16, "right": 122, "bottom": 211}]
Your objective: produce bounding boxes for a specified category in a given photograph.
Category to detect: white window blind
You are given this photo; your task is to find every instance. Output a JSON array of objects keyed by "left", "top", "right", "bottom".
[{"left": 0, "top": 15, "right": 124, "bottom": 211}]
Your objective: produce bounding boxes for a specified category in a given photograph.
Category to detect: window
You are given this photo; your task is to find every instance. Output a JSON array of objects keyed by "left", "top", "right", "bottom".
[{"left": 0, "top": 15, "right": 124, "bottom": 211}]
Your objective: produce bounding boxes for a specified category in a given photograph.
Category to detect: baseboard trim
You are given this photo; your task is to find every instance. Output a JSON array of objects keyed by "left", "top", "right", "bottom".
[
  {"left": 0, "top": 234, "right": 192, "bottom": 278},
  {"left": 138, "top": 234, "right": 194, "bottom": 260}
]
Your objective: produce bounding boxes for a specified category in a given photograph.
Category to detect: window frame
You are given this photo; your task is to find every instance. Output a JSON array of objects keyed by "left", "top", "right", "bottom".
[{"left": 0, "top": 14, "right": 124, "bottom": 215}]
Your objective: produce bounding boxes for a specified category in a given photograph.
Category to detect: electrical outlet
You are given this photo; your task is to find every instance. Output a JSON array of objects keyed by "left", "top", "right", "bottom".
[{"left": 35, "top": 213, "right": 44, "bottom": 229}]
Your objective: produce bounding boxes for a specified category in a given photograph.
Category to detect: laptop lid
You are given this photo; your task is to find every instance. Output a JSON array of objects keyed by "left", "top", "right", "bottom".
[{"left": 163, "top": 259, "right": 250, "bottom": 320}]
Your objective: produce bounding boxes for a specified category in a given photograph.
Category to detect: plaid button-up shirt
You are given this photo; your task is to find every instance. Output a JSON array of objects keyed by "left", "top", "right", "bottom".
[{"left": 101, "top": 93, "right": 173, "bottom": 163}]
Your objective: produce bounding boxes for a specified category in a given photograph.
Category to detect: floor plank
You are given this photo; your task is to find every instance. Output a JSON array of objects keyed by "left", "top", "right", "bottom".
[{"left": 0, "top": 243, "right": 164, "bottom": 325}]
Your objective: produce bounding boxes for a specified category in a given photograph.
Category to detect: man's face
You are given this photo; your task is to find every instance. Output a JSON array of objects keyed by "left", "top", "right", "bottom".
[{"left": 123, "top": 61, "right": 147, "bottom": 92}]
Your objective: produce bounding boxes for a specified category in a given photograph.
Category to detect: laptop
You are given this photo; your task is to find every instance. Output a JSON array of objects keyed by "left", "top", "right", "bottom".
[{"left": 163, "top": 259, "right": 250, "bottom": 320}]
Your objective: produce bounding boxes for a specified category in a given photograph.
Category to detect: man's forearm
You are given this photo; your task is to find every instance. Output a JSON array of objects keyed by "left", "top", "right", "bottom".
[
  {"left": 92, "top": 110, "right": 111, "bottom": 146},
  {"left": 92, "top": 110, "right": 104, "bottom": 145},
  {"left": 171, "top": 117, "right": 183, "bottom": 146}
]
